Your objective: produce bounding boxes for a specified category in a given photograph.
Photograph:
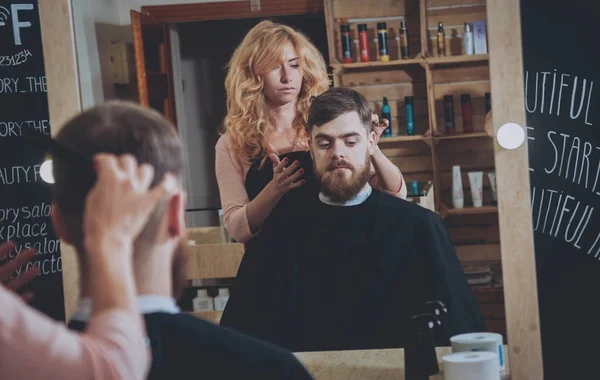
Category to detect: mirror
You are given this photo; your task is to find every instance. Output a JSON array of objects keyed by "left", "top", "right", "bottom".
[{"left": 147, "top": 0, "right": 510, "bottom": 356}]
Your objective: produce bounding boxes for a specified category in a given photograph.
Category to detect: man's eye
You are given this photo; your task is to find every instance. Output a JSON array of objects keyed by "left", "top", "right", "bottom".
[
  {"left": 345, "top": 140, "right": 357, "bottom": 146},
  {"left": 318, "top": 143, "right": 330, "bottom": 149}
]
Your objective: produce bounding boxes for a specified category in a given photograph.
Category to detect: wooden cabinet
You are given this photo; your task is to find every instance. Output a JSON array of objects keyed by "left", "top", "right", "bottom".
[{"left": 323, "top": 0, "right": 504, "bottom": 329}]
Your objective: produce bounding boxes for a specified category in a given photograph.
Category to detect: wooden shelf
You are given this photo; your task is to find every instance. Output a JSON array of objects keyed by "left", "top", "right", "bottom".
[
  {"left": 426, "top": 54, "right": 489, "bottom": 66},
  {"left": 187, "top": 310, "right": 223, "bottom": 324},
  {"left": 434, "top": 132, "right": 491, "bottom": 140},
  {"left": 440, "top": 203, "right": 498, "bottom": 218},
  {"left": 379, "top": 134, "right": 430, "bottom": 143},
  {"left": 330, "top": 57, "right": 424, "bottom": 71}
]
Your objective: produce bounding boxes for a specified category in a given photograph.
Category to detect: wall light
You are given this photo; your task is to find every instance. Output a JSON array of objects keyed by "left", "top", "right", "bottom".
[
  {"left": 40, "top": 159, "right": 55, "bottom": 184},
  {"left": 496, "top": 122, "right": 525, "bottom": 150}
]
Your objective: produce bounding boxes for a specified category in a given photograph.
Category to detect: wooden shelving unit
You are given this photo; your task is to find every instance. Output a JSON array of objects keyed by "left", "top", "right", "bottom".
[
  {"left": 440, "top": 202, "right": 498, "bottom": 218},
  {"left": 324, "top": 0, "right": 504, "bottom": 339}
]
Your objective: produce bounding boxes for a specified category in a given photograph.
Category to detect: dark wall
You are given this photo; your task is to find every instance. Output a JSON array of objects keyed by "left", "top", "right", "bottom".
[
  {"left": 521, "top": 0, "right": 598, "bottom": 377},
  {"left": 0, "top": 0, "right": 64, "bottom": 321}
]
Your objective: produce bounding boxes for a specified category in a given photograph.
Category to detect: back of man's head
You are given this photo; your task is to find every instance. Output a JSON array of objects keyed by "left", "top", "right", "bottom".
[{"left": 52, "top": 101, "right": 184, "bottom": 281}]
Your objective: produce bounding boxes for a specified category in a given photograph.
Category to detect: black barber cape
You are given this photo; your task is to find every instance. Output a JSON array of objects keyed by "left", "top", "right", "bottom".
[
  {"left": 69, "top": 313, "right": 313, "bottom": 379},
  {"left": 220, "top": 189, "right": 486, "bottom": 352}
]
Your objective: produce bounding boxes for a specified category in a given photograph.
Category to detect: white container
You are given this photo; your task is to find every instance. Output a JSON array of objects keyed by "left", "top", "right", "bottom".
[
  {"left": 473, "top": 20, "right": 488, "bottom": 54},
  {"left": 443, "top": 351, "right": 500, "bottom": 380},
  {"left": 450, "top": 332, "right": 505, "bottom": 371},
  {"left": 187, "top": 240, "right": 196, "bottom": 246},
  {"left": 463, "top": 23, "right": 474, "bottom": 55},
  {"left": 452, "top": 165, "right": 464, "bottom": 209},
  {"left": 213, "top": 288, "right": 230, "bottom": 311},
  {"left": 192, "top": 289, "right": 214, "bottom": 312},
  {"left": 468, "top": 171, "right": 483, "bottom": 208}
]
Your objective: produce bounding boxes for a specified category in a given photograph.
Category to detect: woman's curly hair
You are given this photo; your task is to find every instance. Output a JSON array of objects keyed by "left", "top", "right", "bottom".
[{"left": 222, "top": 20, "right": 331, "bottom": 167}]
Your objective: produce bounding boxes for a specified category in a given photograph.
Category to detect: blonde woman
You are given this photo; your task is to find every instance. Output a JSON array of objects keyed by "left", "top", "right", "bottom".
[{"left": 215, "top": 20, "right": 407, "bottom": 244}]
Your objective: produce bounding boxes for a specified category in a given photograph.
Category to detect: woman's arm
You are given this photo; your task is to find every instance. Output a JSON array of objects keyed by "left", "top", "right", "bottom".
[
  {"left": 369, "top": 115, "right": 407, "bottom": 199},
  {"left": 215, "top": 136, "right": 303, "bottom": 242},
  {"left": 0, "top": 154, "right": 177, "bottom": 380},
  {"left": 370, "top": 145, "right": 407, "bottom": 198},
  {"left": 0, "top": 287, "right": 148, "bottom": 380}
]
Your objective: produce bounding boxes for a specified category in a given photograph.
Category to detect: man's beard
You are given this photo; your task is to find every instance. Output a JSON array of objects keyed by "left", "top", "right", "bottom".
[{"left": 314, "top": 152, "right": 371, "bottom": 203}]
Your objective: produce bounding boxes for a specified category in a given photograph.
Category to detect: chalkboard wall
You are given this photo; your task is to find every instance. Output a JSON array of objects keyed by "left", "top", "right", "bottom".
[
  {"left": 521, "top": 0, "right": 597, "bottom": 377},
  {"left": 0, "top": 0, "right": 64, "bottom": 321}
]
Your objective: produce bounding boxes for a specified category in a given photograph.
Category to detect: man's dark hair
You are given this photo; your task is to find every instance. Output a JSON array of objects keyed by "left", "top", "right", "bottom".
[
  {"left": 52, "top": 100, "right": 186, "bottom": 295},
  {"left": 307, "top": 87, "right": 372, "bottom": 134}
]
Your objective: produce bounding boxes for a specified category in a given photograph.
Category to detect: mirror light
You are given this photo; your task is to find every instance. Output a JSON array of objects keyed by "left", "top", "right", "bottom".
[
  {"left": 40, "top": 159, "right": 55, "bottom": 184},
  {"left": 496, "top": 122, "right": 525, "bottom": 150}
]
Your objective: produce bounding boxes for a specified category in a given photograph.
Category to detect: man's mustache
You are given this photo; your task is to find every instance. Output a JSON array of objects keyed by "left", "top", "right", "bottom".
[{"left": 327, "top": 160, "right": 354, "bottom": 171}]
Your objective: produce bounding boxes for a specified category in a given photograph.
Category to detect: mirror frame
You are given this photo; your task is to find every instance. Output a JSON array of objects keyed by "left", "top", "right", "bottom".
[{"left": 39, "top": 0, "right": 544, "bottom": 378}]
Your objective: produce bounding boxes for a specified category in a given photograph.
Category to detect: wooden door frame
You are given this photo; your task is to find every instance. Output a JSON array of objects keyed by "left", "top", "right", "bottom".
[
  {"left": 38, "top": 0, "right": 82, "bottom": 319},
  {"left": 487, "top": 0, "right": 543, "bottom": 378}
]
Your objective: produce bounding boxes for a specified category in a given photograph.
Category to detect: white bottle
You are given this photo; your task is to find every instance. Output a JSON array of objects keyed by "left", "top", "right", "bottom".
[
  {"left": 452, "top": 165, "right": 464, "bottom": 209},
  {"left": 463, "top": 23, "right": 474, "bottom": 55},
  {"left": 192, "top": 289, "right": 214, "bottom": 312},
  {"left": 213, "top": 288, "right": 230, "bottom": 311}
]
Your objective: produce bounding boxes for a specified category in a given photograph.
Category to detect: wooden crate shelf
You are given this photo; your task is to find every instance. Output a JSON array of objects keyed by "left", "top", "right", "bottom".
[
  {"left": 426, "top": 53, "right": 489, "bottom": 65},
  {"left": 324, "top": 0, "right": 501, "bottom": 339},
  {"left": 434, "top": 131, "right": 490, "bottom": 140},
  {"left": 440, "top": 202, "right": 498, "bottom": 218},
  {"left": 379, "top": 134, "right": 431, "bottom": 143},
  {"left": 331, "top": 57, "right": 424, "bottom": 71}
]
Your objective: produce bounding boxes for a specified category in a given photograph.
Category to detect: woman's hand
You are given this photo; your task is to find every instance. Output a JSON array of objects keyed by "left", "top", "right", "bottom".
[
  {"left": 372, "top": 114, "right": 389, "bottom": 144},
  {"left": 268, "top": 153, "right": 305, "bottom": 196},
  {"left": 0, "top": 242, "right": 38, "bottom": 302},
  {"left": 83, "top": 153, "right": 180, "bottom": 257}
]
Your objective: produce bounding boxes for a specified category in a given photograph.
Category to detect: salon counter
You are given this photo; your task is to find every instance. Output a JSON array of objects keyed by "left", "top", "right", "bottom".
[{"left": 294, "top": 346, "right": 510, "bottom": 380}]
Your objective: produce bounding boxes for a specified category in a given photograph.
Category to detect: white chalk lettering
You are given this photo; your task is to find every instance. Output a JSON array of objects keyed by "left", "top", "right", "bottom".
[
  {"left": 25, "top": 76, "right": 46, "bottom": 92},
  {"left": 0, "top": 165, "right": 43, "bottom": 185},
  {"left": 0, "top": 77, "right": 19, "bottom": 93},
  {"left": 531, "top": 187, "right": 595, "bottom": 250},
  {"left": 525, "top": 70, "right": 594, "bottom": 126}
]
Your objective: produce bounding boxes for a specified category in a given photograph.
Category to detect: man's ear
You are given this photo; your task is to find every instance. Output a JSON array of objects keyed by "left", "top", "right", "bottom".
[
  {"left": 51, "top": 203, "right": 74, "bottom": 246},
  {"left": 167, "top": 191, "right": 186, "bottom": 238},
  {"left": 308, "top": 136, "right": 314, "bottom": 160},
  {"left": 367, "top": 130, "right": 376, "bottom": 155}
]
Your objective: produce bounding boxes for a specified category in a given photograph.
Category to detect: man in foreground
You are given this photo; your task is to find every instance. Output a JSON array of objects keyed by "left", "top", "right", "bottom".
[
  {"left": 221, "top": 87, "right": 486, "bottom": 352},
  {"left": 51, "top": 101, "right": 313, "bottom": 379}
]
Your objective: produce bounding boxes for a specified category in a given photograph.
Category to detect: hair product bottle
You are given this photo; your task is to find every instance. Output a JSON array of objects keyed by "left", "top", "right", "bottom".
[
  {"left": 399, "top": 21, "right": 410, "bottom": 59},
  {"left": 192, "top": 289, "right": 215, "bottom": 312},
  {"left": 485, "top": 92, "right": 491, "bottom": 113},
  {"left": 340, "top": 23, "right": 353, "bottom": 63},
  {"left": 404, "top": 96, "right": 415, "bottom": 135},
  {"left": 382, "top": 97, "right": 393, "bottom": 137},
  {"left": 437, "top": 22, "right": 446, "bottom": 56},
  {"left": 377, "top": 22, "right": 389, "bottom": 62},
  {"left": 358, "top": 24, "right": 370, "bottom": 62},
  {"left": 463, "top": 23, "right": 474, "bottom": 55},
  {"left": 444, "top": 95, "right": 456, "bottom": 135},
  {"left": 214, "top": 288, "right": 230, "bottom": 311},
  {"left": 452, "top": 165, "right": 464, "bottom": 209},
  {"left": 461, "top": 94, "right": 474, "bottom": 133}
]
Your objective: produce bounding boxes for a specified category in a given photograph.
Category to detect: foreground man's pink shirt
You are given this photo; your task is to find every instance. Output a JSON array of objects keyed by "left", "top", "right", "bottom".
[{"left": 0, "top": 286, "right": 150, "bottom": 380}]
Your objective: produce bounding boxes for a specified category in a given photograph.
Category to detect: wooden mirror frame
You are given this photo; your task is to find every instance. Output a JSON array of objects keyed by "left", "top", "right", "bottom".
[{"left": 39, "top": 0, "right": 543, "bottom": 378}]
